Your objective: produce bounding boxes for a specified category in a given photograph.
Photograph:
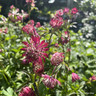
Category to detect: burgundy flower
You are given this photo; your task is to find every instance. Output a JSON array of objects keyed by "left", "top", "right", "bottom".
[
  {"left": 50, "top": 16, "right": 63, "bottom": 28},
  {"left": 22, "top": 24, "right": 39, "bottom": 36},
  {"left": 55, "top": 9, "right": 64, "bottom": 17},
  {"left": 51, "top": 52, "right": 64, "bottom": 66},
  {"left": 19, "top": 87, "right": 36, "bottom": 96},
  {"left": 72, "top": 73, "right": 80, "bottom": 82},
  {"left": 89, "top": 75, "right": 96, "bottom": 81},
  {"left": 60, "top": 31, "right": 69, "bottom": 44},
  {"left": 71, "top": 7, "right": 78, "bottom": 14},
  {"left": 63, "top": 8, "right": 69, "bottom": 14},
  {"left": 42, "top": 74, "right": 61, "bottom": 89},
  {"left": 33, "top": 61, "right": 44, "bottom": 75},
  {"left": 36, "top": 22, "right": 41, "bottom": 28},
  {"left": 21, "top": 36, "right": 49, "bottom": 63}
]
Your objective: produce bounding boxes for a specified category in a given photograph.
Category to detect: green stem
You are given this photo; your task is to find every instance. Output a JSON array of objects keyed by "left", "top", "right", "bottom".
[
  {"left": 51, "top": 66, "right": 57, "bottom": 76},
  {"left": 33, "top": 75, "right": 39, "bottom": 96}
]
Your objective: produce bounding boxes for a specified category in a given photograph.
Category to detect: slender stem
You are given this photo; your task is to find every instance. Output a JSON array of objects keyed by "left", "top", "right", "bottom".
[
  {"left": 28, "top": 4, "right": 31, "bottom": 19},
  {"left": 68, "top": 33, "right": 71, "bottom": 64},
  {"left": 48, "top": 31, "right": 53, "bottom": 48},
  {"left": 51, "top": 66, "right": 57, "bottom": 76},
  {"left": 33, "top": 75, "right": 39, "bottom": 96}
]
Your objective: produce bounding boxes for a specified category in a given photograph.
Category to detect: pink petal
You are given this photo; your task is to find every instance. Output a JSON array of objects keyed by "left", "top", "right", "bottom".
[
  {"left": 42, "top": 53, "right": 48, "bottom": 57},
  {"left": 42, "top": 48, "right": 49, "bottom": 51}
]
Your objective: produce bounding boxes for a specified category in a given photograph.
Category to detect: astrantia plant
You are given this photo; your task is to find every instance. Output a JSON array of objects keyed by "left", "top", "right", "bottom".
[
  {"left": 19, "top": 7, "right": 80, "bottom": 96},
  {"left": 1, "top": 3, "right": 96, "bottom": 96}
]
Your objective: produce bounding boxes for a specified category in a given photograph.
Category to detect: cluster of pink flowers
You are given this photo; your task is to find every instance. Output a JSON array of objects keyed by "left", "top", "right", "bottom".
[
  {"left": 42, "top": 74, "right": 61, "bottom": 89},
  {"left": 50, "top": 16, "right": 63, "bottom": 28},
  {"left": 50, "top": 7, "right": 78, "bottom": 28},
  {"left": 8, "top": 5, "right": 29, "bottom": 22},
  {"left": 22, "top": 20, "right": 41, "bottom": 36},
  {"left": 55, "top": 7, "right": 78, "bottom": 17},
  {"left": 19, "top": 87, "right": 36, "bottom": 96}
]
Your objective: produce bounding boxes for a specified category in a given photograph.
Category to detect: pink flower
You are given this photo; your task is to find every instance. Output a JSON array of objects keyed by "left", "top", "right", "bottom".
[
  {"left": 36, "top": 22, "right": 41, "bottom": 28},
  {"left": 21, "top": 36, "right": 49, "bottom": 63},
  {"left": 72, "top": 73, "right": 80, "bottom": 82},
  {"left": 89, "top": 75, "right": 96, "bottom": 81},
  {"left": 42, "top": 74, "right": 61, "bottom": 89},
  {"left": 19, "top": 87, "right": 36, "bottom": 96},
  {"left": 33, "top": 61, "right": 44, "bottom": 75},
  {"left": 63, "top": 8, "right": 69, "bottom": 14},
  {"left": 22, "top": 24, "right": 39, "bottom": 36},
  {"left": 50, "top": 16, "right": 63, "bottom": 28},
  {"left": 51, "top": 52, "right": 64, "bottom": 66},
  {"left": 71, "top": 7, "right": 78, "bottom": 14},
  {"left": 28, "top": 20, "right": 35, "bottom": 26},
  {"left": 55, "top": 9, "right": 64, "bottom": 17},
  {"left": 10, "top": 5, "right": 14, "bottom": 9}
]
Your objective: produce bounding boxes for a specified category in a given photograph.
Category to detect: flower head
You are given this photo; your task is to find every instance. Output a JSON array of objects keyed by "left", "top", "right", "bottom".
[
  {"left": 22, "top": 24, "right": 39, "bottom": 36},
  {"left": 50, "top": 16, "right": 63, "bottom": 28},
  {"left": 55, "top": 9, "right": 64, "bottom": 17},
  {"left": 72, "top": 73, "right": 80, "bottom": 82},
  {"left": 63, "top": 8, "right": 69, "bottom": 14},
  {"left": 42, "top": 74, "right": 61, "bottom": 89},
  {"left": 19, "top": 87, "right": 36, "bottom": 96},
  {"left": 51, "top": 52, "right": 64, "bottom": 66},
  {"left": 21, "top": 36, "right": 49, "bottom": 63},
  {"left": 71, "top": 7, "right": 78, "bottom": 14},
  {"left": 10, "top": 5, "right": 15, "bottom": 9},
  {"left": 28, "top": 20, "right": 35, "bottom": 26},
  {"left": 36, "top": 22, "right": 41, "bottom": 28},
  {"left": 33, "top": 61, "right": 44, "bottom": 75}
]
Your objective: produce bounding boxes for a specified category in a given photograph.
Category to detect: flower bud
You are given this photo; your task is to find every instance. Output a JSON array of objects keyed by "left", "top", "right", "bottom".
[
  {"left": 19, "top": 87, "right": 36, "bottom": 96},
  {"left": 72, "top": 73, "right": 80, "bottom": 82},
  {"left": 42, "top": 74, "right": 61, "bottom": 89},
  {"left": 51, "top": 52, "right": 64, "bottom": 66}
]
